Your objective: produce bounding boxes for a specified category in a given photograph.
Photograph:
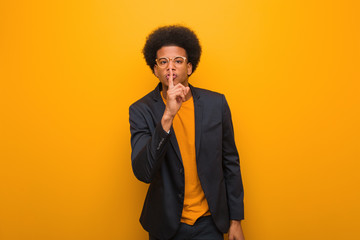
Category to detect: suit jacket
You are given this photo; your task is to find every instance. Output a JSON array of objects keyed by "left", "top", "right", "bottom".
[{"left": 129, "top": 83, "right": 244, "bottom": 240}]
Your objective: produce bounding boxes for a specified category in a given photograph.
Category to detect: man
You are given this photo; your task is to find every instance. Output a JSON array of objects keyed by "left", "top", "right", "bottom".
[{"left": 129, "top": 25, "right": 244, "bottom": 240}]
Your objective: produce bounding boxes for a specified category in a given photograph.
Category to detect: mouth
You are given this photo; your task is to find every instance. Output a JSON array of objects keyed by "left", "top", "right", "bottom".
[{"left": 166, "top": 74, "right": 177, "bottom": 80}]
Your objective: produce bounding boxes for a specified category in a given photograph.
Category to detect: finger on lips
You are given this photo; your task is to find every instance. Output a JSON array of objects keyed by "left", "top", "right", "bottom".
[
  {"left": 167, "top": 70, "right": 190, "bottom": 102},
  {"left": 168, "top": 69, "right": 174, "bottom": 89}
]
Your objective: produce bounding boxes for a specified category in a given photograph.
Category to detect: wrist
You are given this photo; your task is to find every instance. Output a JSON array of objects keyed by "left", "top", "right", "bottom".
[
  {"left": 230, "top": 220, "right": 241, "bottom": 225},
  {"left": 163, "top": 109, "right": 174, "bottom": 119},
  {"left": 161, "top": 111, "right": 174, "bottom": 132}
]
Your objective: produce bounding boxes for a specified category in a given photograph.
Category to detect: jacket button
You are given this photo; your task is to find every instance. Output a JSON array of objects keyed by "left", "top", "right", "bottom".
[
  {"left": 178, "top": 193, "right": 183, "bottom": 199},
  {"left": 179, "top": 168, "right": 183, "bottom": 174}
]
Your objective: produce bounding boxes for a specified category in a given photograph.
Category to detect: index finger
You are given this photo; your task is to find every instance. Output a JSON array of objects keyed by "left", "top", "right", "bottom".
[{"left": 168, "top": 69, "right": 174, "bottom": 89}]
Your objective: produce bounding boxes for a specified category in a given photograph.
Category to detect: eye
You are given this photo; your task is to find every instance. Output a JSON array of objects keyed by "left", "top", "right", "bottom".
[
  {"left": 174, "top": 57, "right": 184, "bottom": 64},
  {"left": 158, "top": 58, "right": 168, "bottom": 65}
]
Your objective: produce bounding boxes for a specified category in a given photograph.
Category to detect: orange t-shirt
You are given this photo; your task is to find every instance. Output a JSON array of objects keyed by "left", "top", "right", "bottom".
[{"left": 161, "top": 92, "right": 210, "bottom": 225}]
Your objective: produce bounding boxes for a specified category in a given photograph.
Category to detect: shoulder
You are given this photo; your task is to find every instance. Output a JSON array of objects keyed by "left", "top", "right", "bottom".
[
  {"left": 130, "top": 91, "right": 153, "bottom": 108},
  {"left": 191, "top": 86, "right": 224, "bottom": 100},
  {"left": 191, "top": 86, "right": 233, "bottom": 117},
  {"left": 129, "top": 87, "right": 159, "bottom": 112},
  {"left": 191, "top": 86, "right": 226, "bottom": 106}
]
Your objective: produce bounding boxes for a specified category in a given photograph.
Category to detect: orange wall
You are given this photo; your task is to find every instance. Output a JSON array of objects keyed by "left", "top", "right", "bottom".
[{"left": 1, "top": 1, "right": 359, "bottom": 239}]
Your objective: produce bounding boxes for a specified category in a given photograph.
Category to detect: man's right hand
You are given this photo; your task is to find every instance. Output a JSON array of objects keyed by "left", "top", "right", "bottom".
[{"left": 161, "top": 69, "right": 190, "bottom": 132}]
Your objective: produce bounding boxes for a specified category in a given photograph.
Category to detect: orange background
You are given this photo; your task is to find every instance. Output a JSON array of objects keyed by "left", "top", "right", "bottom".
[{"left": 1, "top": 1, "right": 359, "bottom": 239}]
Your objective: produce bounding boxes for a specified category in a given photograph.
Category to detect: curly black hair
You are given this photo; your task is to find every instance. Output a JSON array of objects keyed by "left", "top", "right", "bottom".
[{"left": 142, "top": 25, "right": 202, "bottom": 75}]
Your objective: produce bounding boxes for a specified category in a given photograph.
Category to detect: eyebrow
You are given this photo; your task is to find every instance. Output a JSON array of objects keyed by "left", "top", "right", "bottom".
[{"left": 157, "top": 56, "right": 185, "bottom": 59}]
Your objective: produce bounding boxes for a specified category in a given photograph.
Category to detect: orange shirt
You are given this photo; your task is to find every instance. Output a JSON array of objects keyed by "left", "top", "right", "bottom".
[{"left": 161, "top": 92, "right": 210, "bottom": 225}]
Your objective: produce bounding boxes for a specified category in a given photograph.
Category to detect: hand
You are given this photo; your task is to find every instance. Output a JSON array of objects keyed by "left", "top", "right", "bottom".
[
  {"left": 164, "top": 69, "right": 190, "bottom": 117},
  {"left": 161, "top": 69, "right": 189, "bottom": 132},
  {"left": 228, "top": 220, "right": 245, "bottom": 240}
]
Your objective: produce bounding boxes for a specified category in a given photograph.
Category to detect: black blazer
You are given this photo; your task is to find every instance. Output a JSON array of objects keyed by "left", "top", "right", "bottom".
[{"left": 129, "top": 83, "right": 244, "bottom": 240}]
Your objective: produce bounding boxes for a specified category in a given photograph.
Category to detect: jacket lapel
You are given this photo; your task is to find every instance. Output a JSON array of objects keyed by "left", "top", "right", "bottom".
[{"left": 190, "top": 85, "right": 203, "bottom": 161}]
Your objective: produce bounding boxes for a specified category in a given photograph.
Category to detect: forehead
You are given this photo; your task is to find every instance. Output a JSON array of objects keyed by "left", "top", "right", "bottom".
[{"left": 156, "top": 46, "right": 187, "bottom": 58}]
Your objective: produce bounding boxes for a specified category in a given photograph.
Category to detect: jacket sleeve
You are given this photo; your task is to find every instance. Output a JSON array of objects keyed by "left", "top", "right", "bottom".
[
  {"left": 221, "top": 95, "right": 244, "bottom": 220},
  {"left": 129, "top": 103, "right": 171, "bottom": 183}
]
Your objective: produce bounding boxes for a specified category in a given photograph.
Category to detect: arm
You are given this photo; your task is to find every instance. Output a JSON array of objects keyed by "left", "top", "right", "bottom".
[
  {"left": 129, "top": 105, "right": 171, "bottom": 183},
  {"left": 129, "top": 71, "right": 190, "bottom": 183},
  {"left": 221, "top": 95, "right": 245, "bottom": 239}
]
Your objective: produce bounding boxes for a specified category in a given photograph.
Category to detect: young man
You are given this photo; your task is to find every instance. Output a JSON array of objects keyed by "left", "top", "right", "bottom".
[{"left": 129, "top": 25, "right": 245, "bottom": 240}]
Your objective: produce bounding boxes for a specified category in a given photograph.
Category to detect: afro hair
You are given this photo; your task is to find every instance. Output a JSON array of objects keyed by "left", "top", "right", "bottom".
[{"left": 142, "top": 25, "right": 202, "bottom": 75}]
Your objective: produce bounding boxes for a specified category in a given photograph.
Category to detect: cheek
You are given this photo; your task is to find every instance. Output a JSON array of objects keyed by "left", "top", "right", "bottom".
[
  {"left": 154, "top": 67, "right": 164, "bottom": 79},
  {"left": 157, "top": 69, "right": 166, "bottom": 78}
]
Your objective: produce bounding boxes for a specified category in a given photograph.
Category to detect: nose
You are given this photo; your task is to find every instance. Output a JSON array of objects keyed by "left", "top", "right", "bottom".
[{"left": 167, "top": 59, "right": 175, "bottom": 70}]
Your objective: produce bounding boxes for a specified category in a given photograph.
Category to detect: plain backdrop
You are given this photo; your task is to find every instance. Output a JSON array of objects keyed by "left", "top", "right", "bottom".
[{"left": 1, "top": 0, "right": 359, "bottom": 239}]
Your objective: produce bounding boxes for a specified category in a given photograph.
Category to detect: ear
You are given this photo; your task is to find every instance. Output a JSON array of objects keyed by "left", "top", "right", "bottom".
[
  {"left": 187, "top": 62, "right": 193, "bottom": 76},
  {"left": 154, "top": 65, "right": 159, "bottom": 78}
]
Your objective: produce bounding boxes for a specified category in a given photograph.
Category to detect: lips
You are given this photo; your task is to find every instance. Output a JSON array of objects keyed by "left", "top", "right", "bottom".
[{"left": 166, "top": 74, "right": 177, "bottom": 80}]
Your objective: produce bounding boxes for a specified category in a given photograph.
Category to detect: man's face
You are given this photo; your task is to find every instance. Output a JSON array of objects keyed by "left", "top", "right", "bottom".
[{"left": 154, "top": 46, "right": 193, "bottom": 88}]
